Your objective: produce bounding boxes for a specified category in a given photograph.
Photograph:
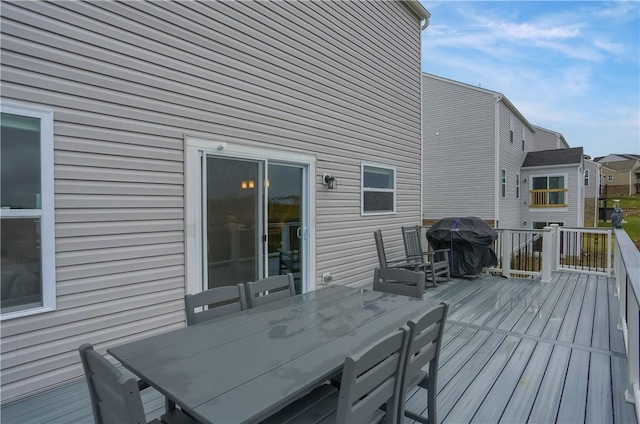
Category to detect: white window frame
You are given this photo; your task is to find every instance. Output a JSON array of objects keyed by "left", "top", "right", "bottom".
[
  {"left": 509, "top": 116, "right": 515, "bottom": 144},
  {"left": 529, "top": 172, "right": 569, "bottom": 210},
  {"left": 584, "top": 169, "right": 590, "bottom": 186},
  {"left": 521, "top": 127, "right": 526, "bottom": 151},
  {"left": 1, "top": 103, "right": 56, "bottom": 320},
  {"left": 516, "top": 173, "right": 520, "bottom": 199},
  {"left": 607, "top": 174, "right": 613, "bottom": 182},
  {"left": 500, "top": 169, "right": 507, "bottom": 198},
  {"left": 361, "top": 163, "right": 396, "bottom": 216}
]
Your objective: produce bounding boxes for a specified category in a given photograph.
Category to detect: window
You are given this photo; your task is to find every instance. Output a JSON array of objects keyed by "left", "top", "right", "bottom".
[
  {"left": 1, "top": 104, "right": 55, "bottom": 319},
  {"left": 516, "top": 174, "right": 520, "bottom": 199},
  {"left": 361, "top": 164, "right": 395, "bottom": 215},
  {"left": 509, "top": 116, "right": 514, "bottom": 144},
  {"left": 500, "top": 169, "right": 506, "bottom": 198},
  {"left": 584, "top": 169, "right": 590, "bottom": 186},
  {"left": 607, "top": 174, "right": 613, "bottom": 182},
  {"left": 521, "top": 127, "right": 526, "bottom": 151},
  {"left": 530, "top": 175, "right": 567, "bottom": 207}
]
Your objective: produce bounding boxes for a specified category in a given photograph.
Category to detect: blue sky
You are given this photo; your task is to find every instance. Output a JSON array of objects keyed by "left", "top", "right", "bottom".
[{"left": 419, "top": 1, "right": 640, "bottom": 159}]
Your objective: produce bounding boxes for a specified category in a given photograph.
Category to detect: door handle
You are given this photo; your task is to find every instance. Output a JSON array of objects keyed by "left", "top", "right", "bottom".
[{"left": 296, "top": 227, "right": 302, "bottom": 239}]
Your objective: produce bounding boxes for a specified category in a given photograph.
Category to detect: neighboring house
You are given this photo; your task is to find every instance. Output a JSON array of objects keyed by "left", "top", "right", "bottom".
[
  {"left": 583, "top": 158, "right": 602, "bottom": 226},
  {"left": 520, "top": 147, "right": 585, "bottom": 229},
  {"left": 421, "top": 73, "right": 535, "bottom": 228},
  {"left": 422, "top": 73, "right": 589, "bottom": 230},
  {"left": 0, "top": 0, "right": 431, "bottom": 403},
  {"left": 530, "top": 125, "right": 570, "bottom": 151},
  {"left": 596, "top": 155, "right": 640, "bottom": 196}
]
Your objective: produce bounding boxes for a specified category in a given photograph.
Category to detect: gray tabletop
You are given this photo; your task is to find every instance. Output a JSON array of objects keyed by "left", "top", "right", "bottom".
[{"left": 108, "top": 285, "right": 437, "bottom": 424}]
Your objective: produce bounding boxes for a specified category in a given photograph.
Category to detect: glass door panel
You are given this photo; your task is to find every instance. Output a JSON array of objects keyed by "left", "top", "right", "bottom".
[
  {"left": 205, "top": 156, "right": 261, "bottom": 289},
  {"left": 267, "top": 164, "right": 303, "bottom": 294}
]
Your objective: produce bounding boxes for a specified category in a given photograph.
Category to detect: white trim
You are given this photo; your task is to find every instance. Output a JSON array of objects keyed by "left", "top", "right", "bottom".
[
  {"left": 1, "top": 103, "right": 56, "bottom": 319},
  {"left": 184, "top": 137, "right": 316, "bottom": 293},
  {"left": 500, "top": 169, "right": 507, "bottom": 198},
  {"left": 361, "top": 162, "right": 397, "bottom": 216}
]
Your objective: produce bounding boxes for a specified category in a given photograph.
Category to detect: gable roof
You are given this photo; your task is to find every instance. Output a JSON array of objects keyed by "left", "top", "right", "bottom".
[
  {"left": 599, "top": 159, "right": 640, "bottom": 172},
  {"left": 422, "top": 72, "right": 536, "bottom": 133},
  {"left": 595, "top": 153, "right": 640, "bottom": 162},
  {"left": 522, "top": 147, "right": 584, "bottom": 168}
]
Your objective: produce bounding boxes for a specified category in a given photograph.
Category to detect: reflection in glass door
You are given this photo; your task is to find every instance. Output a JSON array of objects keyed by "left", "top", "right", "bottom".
[
  {"left": 204, "top": 157, "right": 262, "bottom": 289},
  {"left": 267, "top": 164, "right": 303, "bottom": 294}
]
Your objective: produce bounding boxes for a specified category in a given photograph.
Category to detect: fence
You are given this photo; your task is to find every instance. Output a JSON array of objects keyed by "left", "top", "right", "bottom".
[
  {"left": 614, "top": 228, "right": 640, "bottom": 422},
  {"left": 492, "top": 229, "right": 546, "bottom": 278},
  {"left": 491, "top": 225, "right": 613, "bottom": 280},
  {"left": 557, "top": 227, "right": 613, "bottom": 276}
]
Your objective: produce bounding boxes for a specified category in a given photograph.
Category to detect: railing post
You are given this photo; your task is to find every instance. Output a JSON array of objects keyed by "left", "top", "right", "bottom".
[
  {"left": 502, "top": 229, "right": 511, "bottom": 278},
  {"left": 625, "top": 290, "right": 639, "bottom": 406},
  {"left": 550, "top": 224, "right": 559, "bottom": 272},
  {"left": 607, "top": 229, "right": 613, "bottom": 277},
  {"left": 541, "top": 227, "right": 553, "bottom": 283}
]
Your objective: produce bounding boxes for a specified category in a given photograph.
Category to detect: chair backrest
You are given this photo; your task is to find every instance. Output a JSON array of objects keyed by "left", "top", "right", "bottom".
[
  {"left": 374, "top": 230, "right": 389, "bottom": 268},
  {"left": 184, "top": 283, "right": 247, "bottom": 326},
  {"left": 373, "top": 267, "right": 425, "bottom": 299},
  {"left": 337, "top": 327, "right": 409, "bottom": 424},
  {"left": 402, "top": 302, "right": 448, "bottom": 397},
  {"left": 402, "top": 225, "right": 424, "bottom": 261},
  {"left": 79, "top": 343, "right": 147, "bottom": 424},
  {"left": 245, "top": 274, "right": 295, "bottom": 308}
]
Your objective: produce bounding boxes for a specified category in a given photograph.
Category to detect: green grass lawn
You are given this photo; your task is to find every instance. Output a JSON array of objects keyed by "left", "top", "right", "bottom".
[
  {"left": 598, "top": 195, "right": 640, "bottom": 247},
  {"left": 599, "top": 215, "right": 640, "bottom": 240}
]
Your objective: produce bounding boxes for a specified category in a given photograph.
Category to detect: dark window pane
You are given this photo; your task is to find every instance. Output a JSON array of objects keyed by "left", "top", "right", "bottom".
[
  {"left": 532, "top": 177, "right": 547, "bottom": 190},
  {"left": 1, "top": 218, "right": 42, "bottom": 312},
  {"left": 549, "top": 176, "right": 564, "bottom": 189},
  {"left": 1, "top": 113, "right": 41, "bottom": 209},
  {"left": 363, "top": 166, "right": 393, "bottom": 189},
  {"left": 364, "top": 191, "right": 393, "bottom": 212},
  {"left": 549, "top": 192, "right": 565, "bottom": 205}
]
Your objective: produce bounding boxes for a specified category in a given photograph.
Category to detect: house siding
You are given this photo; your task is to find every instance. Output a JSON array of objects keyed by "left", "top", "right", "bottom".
[
  {"left": 521, "top": 165, "right": 583, "bottom": 228},
  {"left": 0, "top": 0, "right": 424, "bottom": 402},
  {"left": 497, "top": 102, "right": 531, "bottom": 228},
  {"left": 531, "top": 126, "right": 562, "bottom": 151},
  {"left": 422, "top": 75, "right": 496, "bottom": 222}
]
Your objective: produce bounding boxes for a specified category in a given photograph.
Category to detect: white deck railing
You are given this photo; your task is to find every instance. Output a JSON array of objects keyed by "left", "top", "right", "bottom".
[
  {"left": 614, "top": 228, "right": 640, "bottom": 421},
  {"left": 557, "top": 227, "right": 613, "bottom": 276}
]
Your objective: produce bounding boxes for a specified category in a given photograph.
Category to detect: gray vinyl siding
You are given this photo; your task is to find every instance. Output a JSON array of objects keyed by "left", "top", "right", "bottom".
[
  {"left": 584, "top": 160, "right": 600, "bottom": 199},
  {"left": 520, "top": 165, "right": 583, "bottom": 228},
  {"left": 422, "top": 75, "right": 496, "bottom": 222},
  {"left": 531, "top": 127, "right": 562, "bottom": 151},
  {"left": 0, "top": 0, "right": 424, "bottom": 403},
  {"left": 498, "top": 102, "right": 531, "bottom": 228}
]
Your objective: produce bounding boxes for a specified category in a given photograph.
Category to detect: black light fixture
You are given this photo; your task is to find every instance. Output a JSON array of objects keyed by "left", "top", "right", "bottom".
[{"left": 323, "top": 174, "right": 337, "bottom": 190}]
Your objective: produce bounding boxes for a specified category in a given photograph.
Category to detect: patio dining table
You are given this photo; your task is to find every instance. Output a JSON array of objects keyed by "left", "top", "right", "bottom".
[{"left": 108, "top": 284, "right": 437, "bottom": 424}]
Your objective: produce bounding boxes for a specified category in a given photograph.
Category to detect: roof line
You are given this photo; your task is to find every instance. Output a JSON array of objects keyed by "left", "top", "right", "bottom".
[
  {"left": 402, "top": 0, "right": 431, "bottom": 28},
  {"left": 422, "top": 72, "right": 536, "bottom": 133}
]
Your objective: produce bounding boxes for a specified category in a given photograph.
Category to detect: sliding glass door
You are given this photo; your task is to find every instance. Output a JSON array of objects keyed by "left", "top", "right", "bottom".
[{"left": 198, "top": 154, "right": 309, "bottom": 294}]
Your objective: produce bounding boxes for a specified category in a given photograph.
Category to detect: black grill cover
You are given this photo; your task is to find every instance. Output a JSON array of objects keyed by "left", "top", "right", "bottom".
[{"left": 426, "top": 217, "right": 498, "bottom": 276}]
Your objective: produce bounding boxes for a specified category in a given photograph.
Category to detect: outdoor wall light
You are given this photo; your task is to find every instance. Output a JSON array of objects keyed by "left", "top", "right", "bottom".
[{"left": 323, "top": 174, "right": 337, "bottom": 190}]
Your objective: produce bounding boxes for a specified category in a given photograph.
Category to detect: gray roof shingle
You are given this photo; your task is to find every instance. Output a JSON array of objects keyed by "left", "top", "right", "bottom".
[{"left": 522, "top": 147, "right": 583, "bottom": 168}]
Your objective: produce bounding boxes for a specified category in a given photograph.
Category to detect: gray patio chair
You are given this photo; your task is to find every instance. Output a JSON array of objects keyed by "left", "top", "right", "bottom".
[
  {"left": 245, "top": 273, "right": 296, "bottom": 308},
  {"left": 184, "top": 283, "right": 247, "bottom": 326},
  {"left": 263, "top": 326, "right": 410, "bottom": 424},
  {"left": 373, "top": 267, "right": 425, "bottom": 299},
  {"left": 374, "top": 229, "right": 419, "bottom": 270},
  {"left": 78, "top": 344, "right": 197, "bottom": 424},
  {"left": 401, "top": 226, "right": 451, "bottom": 286},
  {"left": 399, "top": 302, "right": 449, "bottom": 424}
]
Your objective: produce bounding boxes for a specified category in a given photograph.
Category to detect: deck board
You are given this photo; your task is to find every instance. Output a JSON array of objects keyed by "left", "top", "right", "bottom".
[{"left": 2, "top": 271, "right": 637, "bottom": 424}]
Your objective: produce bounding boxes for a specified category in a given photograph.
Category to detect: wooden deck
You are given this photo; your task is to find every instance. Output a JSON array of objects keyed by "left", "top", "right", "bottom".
[{"left": 2, "top": 271, "right": 636, "bottom": 424}]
